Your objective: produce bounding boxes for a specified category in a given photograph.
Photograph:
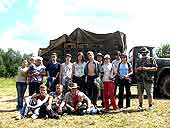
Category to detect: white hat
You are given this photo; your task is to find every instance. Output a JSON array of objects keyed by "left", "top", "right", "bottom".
[
  {"left": 104, "top": 54, "right": 111, "bottom": 59},
  {"left": 68, "top": 83, "right": 79, "bottom": 89},
  {"left": 97, "top": 53, "right": 103, "bottom": 56},
  {"left": 36, "top": 56, "right": 43, "bottom": 61}
]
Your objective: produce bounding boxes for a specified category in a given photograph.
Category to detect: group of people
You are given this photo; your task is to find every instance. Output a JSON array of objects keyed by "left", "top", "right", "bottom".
[{"left": 15, "top": 47, "right": 157, "bottom": 120}]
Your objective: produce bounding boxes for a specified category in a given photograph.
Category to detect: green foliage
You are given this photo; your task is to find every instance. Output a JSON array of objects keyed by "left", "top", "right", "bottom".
[
  {"left": 156, "top": 43, "right": 170, "bottom": 58},
  {"left": 0, "top": 48, "right": 33, "bottom": 77}
]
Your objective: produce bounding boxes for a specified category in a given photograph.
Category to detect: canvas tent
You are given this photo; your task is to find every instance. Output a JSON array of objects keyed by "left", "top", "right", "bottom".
[{"left": 38, "top": 28, "right": 126, "bottom": 61}]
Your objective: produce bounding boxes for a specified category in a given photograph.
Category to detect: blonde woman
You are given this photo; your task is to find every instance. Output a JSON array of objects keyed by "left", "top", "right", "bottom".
[{"left": 16, "top": 60, "right": 28, "bottom": 111}]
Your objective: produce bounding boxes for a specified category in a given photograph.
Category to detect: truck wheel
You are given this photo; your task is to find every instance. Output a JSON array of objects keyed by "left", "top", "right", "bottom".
[{"left": 160, "top": 75, "right": 170, "bottom": 98}]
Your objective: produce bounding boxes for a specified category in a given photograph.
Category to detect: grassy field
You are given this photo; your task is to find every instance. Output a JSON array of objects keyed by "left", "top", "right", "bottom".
[{"left": 0, "top": 78, "right": 170, "bottom": 128}]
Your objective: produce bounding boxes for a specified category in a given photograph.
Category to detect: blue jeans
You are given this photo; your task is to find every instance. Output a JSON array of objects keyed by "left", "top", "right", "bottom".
[
  {"left": 21, "top": 103, "right": 40, "bottom": 117},
  {"left": 46, "top": 77, "right": 58, "bottom": 93},
  {"left": 29, "top": 82, "right": 42, "bottom": 96},
  {"left": 16, "top": 82, "right": 27, "bottom": 111}
]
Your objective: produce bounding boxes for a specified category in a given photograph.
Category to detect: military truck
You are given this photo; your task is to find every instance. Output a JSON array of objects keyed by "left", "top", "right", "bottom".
[
  {"left": 39, "top": 28, "right": 126, "bottom": 63},
  {"left": 128, "top": 46, "right": 170, "bottom": 98}
]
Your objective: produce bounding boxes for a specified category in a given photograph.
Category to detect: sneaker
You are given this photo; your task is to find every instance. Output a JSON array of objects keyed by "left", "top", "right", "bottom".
[
  {"left": 31, "top": 114, "right": 38, "bottom": 119},
  {"left": 113, "top": 108, "right": 121, "bottom": 112},
  {"left": 53, "top": 114, "right": 60, "bottom": 119},
  {"left": 103, "top": 108, "right": 109, "bottom": 113},
  {"left": 125, "top": 107, "right": 131, "bottom": 111},
  {"left": 137, "top": 106, "right": 144, "bottom": 111},
  {"left": 44, "top": 115, "right": 48, "bottom": 119},
  {"left": 116, "top": 108, "right": 123, "bottom": 112},
  {"left": 148, "top": 106, "right": 154, "bottom": 111}
]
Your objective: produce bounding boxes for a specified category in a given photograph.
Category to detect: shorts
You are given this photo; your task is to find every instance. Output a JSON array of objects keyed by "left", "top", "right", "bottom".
[{"left": 137, "top": 81, "right": 153, "bottom": 98}]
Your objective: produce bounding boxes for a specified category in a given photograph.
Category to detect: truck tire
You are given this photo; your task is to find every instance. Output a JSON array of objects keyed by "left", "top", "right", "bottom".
[{"left": 160, "top": 75, "right": 170, "bottom": 98}]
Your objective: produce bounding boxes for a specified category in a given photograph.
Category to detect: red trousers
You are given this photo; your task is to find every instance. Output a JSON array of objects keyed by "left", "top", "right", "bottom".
[{"left": 103, "top": 81, "right": 117, "bottom": 109}]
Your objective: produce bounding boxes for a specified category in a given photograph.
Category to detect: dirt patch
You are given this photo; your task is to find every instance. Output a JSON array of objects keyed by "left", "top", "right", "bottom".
[{"left": 0, "top": 96, "right": 16, "bottom": 102}]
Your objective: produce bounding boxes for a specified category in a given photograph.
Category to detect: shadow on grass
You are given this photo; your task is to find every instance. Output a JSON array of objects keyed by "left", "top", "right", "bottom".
[
  {"left": 0, "top": 109, "right": 16, "bottom": 112},
  {"left": 100, "top": 108, "right": 147, "bottom": 115},
  {"left": 0, "top": 98, "right": 16, "bottom": 102}
]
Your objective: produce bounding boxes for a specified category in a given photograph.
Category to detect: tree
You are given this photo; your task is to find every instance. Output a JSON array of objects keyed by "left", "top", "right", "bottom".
[
  {"left": 156, "top": 43, "right": 170, "bottom": 58},
  {"left": 0, "top": 48, "right": 33, "bottom": 77}
]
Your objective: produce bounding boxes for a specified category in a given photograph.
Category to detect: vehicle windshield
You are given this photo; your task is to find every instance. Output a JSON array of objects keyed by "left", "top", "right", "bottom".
[{"left": 152, "top": 47, "right": 158, "bottom": 58}]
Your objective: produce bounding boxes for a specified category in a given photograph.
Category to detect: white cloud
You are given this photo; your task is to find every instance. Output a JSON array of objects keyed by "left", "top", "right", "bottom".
[
  {"left": 0, "top": 1, "right": 8, "bottom": 12},
  {"left": 33, "top": 0, "right": 131, "bottom": 38},
  {"left": 28, "top": 0, "right": 33, "bottom": 8},
  {"left": 125, "top": 0, "right": 170, "bottom": 50},
  {"left": 2, "top": 0, "right": 170, "bottom": 55},
  {"left": 0, "top": 0, "right": 15, "bottom": 12},
  {"left": 0, "top": 21, "right": 40, "bottom": 55}
]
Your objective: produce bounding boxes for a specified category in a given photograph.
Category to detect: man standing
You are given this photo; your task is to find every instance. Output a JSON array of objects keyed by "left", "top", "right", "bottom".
[
  {"left": 59, "top": 54, "right": 73, "bottom": 94},
  {"left": 112, "top": 51, "right": 121, "bottom": 96},
  {"left": 46, "top": 53, "right": 60, "bottom": 92},
  {"left": 96, "top": 53, "right": 104, "bottom": 107},
  {"left": 84, "top": 51, "right": 100, "bottom": 106},
  {"left": 135, "top": 47, "right": 157, "bottom": 110}
]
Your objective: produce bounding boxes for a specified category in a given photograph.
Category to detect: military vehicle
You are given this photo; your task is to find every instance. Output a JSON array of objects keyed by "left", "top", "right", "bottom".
[
  {"left": 38, "top": 28, "right": 126, "bottom": 62},
  {"left": 128, "top": 46, "right": 170, "bottom": 98}
]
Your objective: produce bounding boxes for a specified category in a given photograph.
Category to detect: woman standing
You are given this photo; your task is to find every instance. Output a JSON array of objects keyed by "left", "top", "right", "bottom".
[
  {"left": 16, "top": 60, "right": 28, "bottom": 111},
  {"left": 102, "top": 54, "right": 117, "bottom": 110},
  {"left": 117, "top": 53, "right": 133, "bottom": 109},
  {"left": 72, "top": 52, "right": 86, "bottom": 93}
]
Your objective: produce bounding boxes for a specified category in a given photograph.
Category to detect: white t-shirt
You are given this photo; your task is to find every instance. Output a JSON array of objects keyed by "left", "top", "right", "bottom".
[
  {"left": 73, "top": 62, "right": 86, "bottom": 77},
  {"left": 102, "top": 63, "right": 113, "bottom": 82},
  {"left": 61, "top": 62, "right": 73, "bottom": 85}
]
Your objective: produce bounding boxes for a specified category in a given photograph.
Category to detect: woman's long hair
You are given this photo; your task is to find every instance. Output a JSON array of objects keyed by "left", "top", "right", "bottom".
[{"left": 76, "top": 52, "right": 85, "bottom": 63}]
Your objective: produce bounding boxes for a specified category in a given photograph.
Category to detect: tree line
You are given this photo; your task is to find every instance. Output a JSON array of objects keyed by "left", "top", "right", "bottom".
[
  {"left": 0, "top": 44, "right": 169, "bottom": 78},
  {"left": 0, "top": 48, "right": 32, "bottom": 77}
]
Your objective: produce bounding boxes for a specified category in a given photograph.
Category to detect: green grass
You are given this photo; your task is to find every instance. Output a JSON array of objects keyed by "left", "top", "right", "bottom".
[
  {"left": 0, "top": 78, "right": 170, "bottom": 128},
  {"left": 0, "top": 77, "right": 16, "bottom": 96}
]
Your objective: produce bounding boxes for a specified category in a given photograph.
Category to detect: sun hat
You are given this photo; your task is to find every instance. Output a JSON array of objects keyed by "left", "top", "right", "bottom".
[{"left": 104, "top": 54, "right": 111, "bottom": 59}]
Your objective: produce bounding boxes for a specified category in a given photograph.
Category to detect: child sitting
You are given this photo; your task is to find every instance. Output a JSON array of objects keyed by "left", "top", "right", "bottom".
[
  {"left": 44, "top": 84, "right": 65, "bottom": 119},
  {"left": 15, "top": 85, "right": 49, "bottom": 120}
]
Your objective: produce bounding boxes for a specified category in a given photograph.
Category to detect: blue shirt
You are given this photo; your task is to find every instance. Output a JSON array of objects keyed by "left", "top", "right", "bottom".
[
  {"left": 46, "top": 61, "right": 60, "bottom": 77},
  {"left": 119, "top": 63, "right": 132, "bottom": 78}
]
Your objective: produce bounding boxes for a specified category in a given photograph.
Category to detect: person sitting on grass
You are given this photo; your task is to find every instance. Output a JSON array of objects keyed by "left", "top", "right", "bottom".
[
  {"left": 59, "top": 83, "right": 98, "bottom": 115},
  {"left": 43, "top": 84, "right": 65, "bottom": 119},
  {"left": 15, "top": 84, "right": 49, "bottom": 120}
]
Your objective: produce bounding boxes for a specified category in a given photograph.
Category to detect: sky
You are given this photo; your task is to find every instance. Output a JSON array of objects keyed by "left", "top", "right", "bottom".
[{"left": 0, "top": 0, "right": 170, "bottom": 55}]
